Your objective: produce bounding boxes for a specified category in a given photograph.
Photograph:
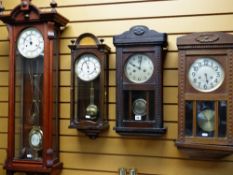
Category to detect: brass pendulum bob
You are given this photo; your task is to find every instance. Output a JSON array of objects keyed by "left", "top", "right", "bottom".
[{"left": 86, "top": 82, "right": 98, "bottom": 120}]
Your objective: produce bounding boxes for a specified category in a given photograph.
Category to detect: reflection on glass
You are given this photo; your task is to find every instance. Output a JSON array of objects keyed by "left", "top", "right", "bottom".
[
  {"left": 218, "top": 101, "right": 227, "bottom": 137},
  {"left": 123, "top": 91, "right": 154, "bottom": 121},
  {"left": 196, "top": 101, "right": 215, "bottom": 137},
  {"left": 14, "top": 54, "right": 43, "bottom": 160},
  {"left": 185, "top": 101, "right": 193, "bottom": 136},
  {"left": 75, "top": 76, "right": 100, "bottom": 122}
]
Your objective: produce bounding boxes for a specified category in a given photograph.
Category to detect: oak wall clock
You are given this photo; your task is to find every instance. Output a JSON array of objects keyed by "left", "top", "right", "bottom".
[
  {"left": 176, "top": 32, "right": 233, "bottom": 158},
  {"left": 113, "top": 25, "right": 167, "bottom": 136},
  {"left": 69, "top": 33, "right": 110, "bottom": 138},
  {"left": 0, "top": 0, "right": 69, "bottom": 174}
]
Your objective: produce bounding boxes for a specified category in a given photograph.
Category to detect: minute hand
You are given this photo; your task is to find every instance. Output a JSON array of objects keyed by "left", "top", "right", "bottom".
[{"left": 129, "top": 62, "right": 140, "bottom": 70}]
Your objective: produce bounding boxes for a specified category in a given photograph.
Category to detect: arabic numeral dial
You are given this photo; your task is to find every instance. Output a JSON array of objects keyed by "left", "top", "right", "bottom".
[
  {"left": 188, "top": 58, "right": 224, "bottom": 92},
  {"left": 124, "top": 54, "right": 154, "bottom": 84}
]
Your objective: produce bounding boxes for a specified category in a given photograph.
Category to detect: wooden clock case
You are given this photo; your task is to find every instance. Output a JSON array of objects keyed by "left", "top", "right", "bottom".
[
  {"left": 176, "top": 32, "right": 233, "bottom": 158},
  {"left": 113, "top": 25, "right": 167, "bottom": 136},
  {"left": 0, "top": 0, "right": 69, "bottom": 174},
  {"left": 69, "top": 33, "right": 110, "bottom": 139}
]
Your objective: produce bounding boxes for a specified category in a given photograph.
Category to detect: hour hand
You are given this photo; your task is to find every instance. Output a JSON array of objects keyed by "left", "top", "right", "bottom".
[{"left": 204, "top": 73, "right": 209, "bottom": 84}]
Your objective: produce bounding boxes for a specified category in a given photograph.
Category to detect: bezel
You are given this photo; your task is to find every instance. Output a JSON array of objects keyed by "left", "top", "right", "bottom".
[
  {"left": 17, "top": 27, "right": 44, "bottom": 59},
  {"left": 124, "top": 53, "right": 154, "bottom": 84},
  {"left": 75, "top": 54, "right": 101, "bottom": 82},
  {"left": 188, "top": 57, "right": 225, "bottom": 93},
  {"left": 28, "top": 126, "right": 43, "bottom": 151}
]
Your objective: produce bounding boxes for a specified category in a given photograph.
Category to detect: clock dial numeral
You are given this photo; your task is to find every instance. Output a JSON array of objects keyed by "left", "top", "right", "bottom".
[
  {"left": 17, "top": 28, "right": 44, "bottom": 59},
  {"left": 188, "top": 58, "right": 224, "bottom": 92},
  {"left": 75, "top": 54, "right": 101, "bottom": 81},
  {"left": 124, "top": 54, "right": 154, "bottom": 83}
]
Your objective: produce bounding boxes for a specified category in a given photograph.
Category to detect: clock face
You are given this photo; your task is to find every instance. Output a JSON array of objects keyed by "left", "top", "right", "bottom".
[
  {"left": 17, "top": 27, "right": 44, "bottom": 59},
  {"left": 124, "top": 54, "right": 154, "bottom": 83},
  {"left": 29, "top": 127, "right": 43, "bottom": 150},
  {"left": 188, "top": 58, "right": 225, "bottom": 92},
  {"left": 75, "top": 54, "right": 101, "bottom": 81}
]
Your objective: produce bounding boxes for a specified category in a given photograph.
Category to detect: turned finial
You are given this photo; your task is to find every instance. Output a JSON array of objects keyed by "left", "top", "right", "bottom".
[
  {"left": 0, "top": 1, "right": 5, "bottom": 15},
  {"left": 50, "top": 0, "right": 57, "bottom": 12}
]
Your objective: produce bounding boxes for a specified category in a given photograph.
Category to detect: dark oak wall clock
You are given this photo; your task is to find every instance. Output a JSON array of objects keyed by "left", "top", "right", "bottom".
[
  {"left": 0, "top": 0, "right": 69, "bottom": 174},
  {"left": 69, "top": 33, "right": 110, "bottom": 139},
  {"left": 113, "top": 25, "right": 167, "bottom": 136},
  {"left": 176, "top": 32, "right": 233, "bottom": 158}
]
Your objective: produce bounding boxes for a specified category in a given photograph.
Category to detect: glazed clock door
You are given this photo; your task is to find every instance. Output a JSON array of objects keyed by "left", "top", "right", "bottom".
[{"left": 15, "top": 27, "right": 44, "bottom": 160}]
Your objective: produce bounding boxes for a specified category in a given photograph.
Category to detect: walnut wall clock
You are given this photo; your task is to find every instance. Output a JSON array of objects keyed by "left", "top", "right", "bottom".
[
  {"left": 113, "top": 25, "right": 167, "bottom": 136},
  {"left": 69, "top": 33, "right": 110, "bottom": 139},
  {"left": 176, "top": 32, "right": 233, "bottom": 158},
  {"left": 0, "top": 0, "right": 69, "bottom": 174}
]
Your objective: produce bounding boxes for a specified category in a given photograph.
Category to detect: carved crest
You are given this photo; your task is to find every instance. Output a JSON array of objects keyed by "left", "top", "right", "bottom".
[{"left": 195, "top": 34, "right": 219, "bottom": 43}]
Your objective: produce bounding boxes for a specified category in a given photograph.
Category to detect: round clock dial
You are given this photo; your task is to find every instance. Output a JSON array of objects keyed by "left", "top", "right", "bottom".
[
  {"left": 75, "top": 54, "right": 101, "bottom": 81},
  {"left": 17, "top": 27, "right": 44, "bottom": 59},
  {"left": 124, "top": 54, "right": 154, "bottom": 83},
  {"left": 29, "top": 127, "right": 43, "bottom": 151},
  {"left": 188, "top": 58, "right": 225, "bottom": 92}
]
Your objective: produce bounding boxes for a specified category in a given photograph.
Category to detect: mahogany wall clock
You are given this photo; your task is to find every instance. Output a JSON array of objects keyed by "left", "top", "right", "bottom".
[
  {"left": 0, "top": 0, "right": 69, "bottom": 174},
  {"left": 176, "top": 32, "right": 233, "bottom": 158},
  {"left": 113, "top": 25, "right": 167, "bottom": 136},
  {"left": 69, "top": 33, "right": 110, "bottom": 138}
]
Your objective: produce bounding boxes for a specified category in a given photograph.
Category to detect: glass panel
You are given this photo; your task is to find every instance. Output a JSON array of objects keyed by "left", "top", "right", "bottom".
[
  {"left": 123, "top": 91, "right": 154, "bottom": 121},
  {"left": 14, "top": 28, "right": 44, "bottom": 160},
  {"left": 14, "top": 54, "right": 44, "bottom": 160},
  {"left": 218, "top": 101, "right": 227, "bottom": 137},
  {"left": 75, "top": 75, "right": 100, "bottom": 122},
  {"left": 185, "top": 101, "right": 193, "bottom": 136},
  {"left": 196, "top": 101, "right": 215, "bottom": 137}
]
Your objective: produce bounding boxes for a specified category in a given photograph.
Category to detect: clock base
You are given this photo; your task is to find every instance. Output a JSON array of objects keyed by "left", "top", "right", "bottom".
[
  {"left": 114, "top": 127, "right": 167, "bottom": 136},
  {"left": 176, "top": 141, "right": 233, "bottom": 159},
  {"left": 69, "top": 120, "right": 109, "bottom": 139},
  {"left": 4, "top": 161, "right": 63, "bottom": 175}
]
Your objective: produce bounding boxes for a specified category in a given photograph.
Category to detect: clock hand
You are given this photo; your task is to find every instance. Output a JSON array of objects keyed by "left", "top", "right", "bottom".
[
  {"left": 139, "top": 57, "right": 142, "bottom": 70},
  {"left": 129, "top": 61, "right": 140, "bottom": 70},
  {"left": 204, "top": 73, "right": 209, "bottom": 84}
]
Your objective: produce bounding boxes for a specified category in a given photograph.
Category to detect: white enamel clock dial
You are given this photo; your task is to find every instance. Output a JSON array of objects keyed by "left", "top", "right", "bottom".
[
  {"left": 188, "top": 58, "right": 225, "bottom": 92},
  {"left": 75, "top": 54, "right": 101, "bottom": 81},
  {"left": 124, "top": 54, "right": 154, "bottom": 83},
  {"left": 17, "top": 27, "right": 44, "bottom": 59}
]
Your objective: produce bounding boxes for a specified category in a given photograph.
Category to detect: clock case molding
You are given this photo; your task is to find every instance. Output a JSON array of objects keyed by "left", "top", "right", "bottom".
[
  {"left": 69, "top": 33, "right": 110, "bottom": 139},
  {"left": 176, "top": 32, "right": 233, "bottom": 158},
  {"left": 113, "top": 25, "right": 167, "bottom": 136},
  {"left": 0, "top": 0, "right": 69, "bottom": 174}
]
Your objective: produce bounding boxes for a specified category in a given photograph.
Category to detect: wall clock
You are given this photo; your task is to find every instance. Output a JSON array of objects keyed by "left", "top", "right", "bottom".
[
  {"left": 0, "top": 0, "right": 69, "bottom": 174},
  {"left": 69, "top": 33, "right": 110, "bottom": 139},
  {"left": 176, "top": 32, "right": 233, "bottom": 158},
  {"left": 113, "top": 25, "right": 167, "bottom": 136}
]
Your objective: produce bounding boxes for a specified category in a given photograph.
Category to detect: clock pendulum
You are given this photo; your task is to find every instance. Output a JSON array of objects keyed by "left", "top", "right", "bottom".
[{"left": 85, "top": 82, "right": 98, "bottom": 120}]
